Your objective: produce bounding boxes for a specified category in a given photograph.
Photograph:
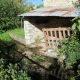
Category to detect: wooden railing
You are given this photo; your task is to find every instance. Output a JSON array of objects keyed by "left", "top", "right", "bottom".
[{"left": 43, "top": 27, "right": 72, "bottom": 47}]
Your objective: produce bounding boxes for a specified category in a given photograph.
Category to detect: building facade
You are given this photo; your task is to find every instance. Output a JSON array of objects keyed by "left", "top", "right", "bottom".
[
  {"left": 19, "top": 0, "right": 79, "bottom": 47},
  {"left": 44, "top": 0, "right": 77, "bottom": 7}
]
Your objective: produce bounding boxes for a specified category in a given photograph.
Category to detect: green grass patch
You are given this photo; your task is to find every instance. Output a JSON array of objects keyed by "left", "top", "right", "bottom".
[
  {"left": 0, "top": 28, "right": 24, "bottom": 42},
  {"left": 0, "top": 31, "right": 12, "bottom": 42},
  {"left": 11, "top": 28, "right": 24, "bottom": 37}
]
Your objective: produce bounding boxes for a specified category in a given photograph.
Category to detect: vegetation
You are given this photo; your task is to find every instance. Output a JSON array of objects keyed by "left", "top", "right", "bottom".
[
  {"left": 0, "top": 28, "right": 49, "bottom": 80},
  {"left": 0, "top": 1, "right": 45, "bottom": 79},
  {"left": 72, "top": 0, "right": 80, "bottom": 9},
  {"left": 0, "top": 58, "right": 31, "bottom": 80},
  {"left": 0, "top": 0, "right": 34, "bottom": 32},
  {"left": 0, "top": 31, "right": 12, "bottom": 42},
  {"left": 0, "top": 28, "right": 24, "bottom": 42},
  {"left": 37, "top": 4, "right": 43, "bottom": 8},
  {"left": 0, "top": 0, "right": 49, "bottom": 80},
  {"left": 24, "top": 2, "right": 34, "bottom": 11},
  {"left": 11, "top": 28, "right": 24, "bottom": 37},
  {"left": 0, "top": 36, "right": 50, "bottom": 80},
  {"left": 57, "top": 1, "right": 80, "bottom": 79},
  {"left": 0, "top": 0, "right": 80, "bottom": 80},
  {"left": 57, "top": 17, "right": 80, "bottom": 80}
]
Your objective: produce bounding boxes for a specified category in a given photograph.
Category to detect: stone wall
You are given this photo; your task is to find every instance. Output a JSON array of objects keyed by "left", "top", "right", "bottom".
[
  {"left": 44, "top": 0, "right": 78, "bottom": 7},
  {"left": 24, "top": 18, "right": 44, "bottom": 44}
]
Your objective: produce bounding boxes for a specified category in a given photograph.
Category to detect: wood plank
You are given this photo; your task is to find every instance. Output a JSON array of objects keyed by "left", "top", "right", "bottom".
[
  {"left": 68, "top": 30, "right": 70, "bottom": 36},
  {"left": 42, "top": 27, "right": 72, "bottom": 47},
  {"left": 63, "top": 30, "right": 65, "bottom": 38}
]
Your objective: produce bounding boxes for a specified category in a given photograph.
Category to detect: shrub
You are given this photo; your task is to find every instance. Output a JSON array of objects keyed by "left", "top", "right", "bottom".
[{"left": 0, "top": 58, "right": 31, "bottom": 80}]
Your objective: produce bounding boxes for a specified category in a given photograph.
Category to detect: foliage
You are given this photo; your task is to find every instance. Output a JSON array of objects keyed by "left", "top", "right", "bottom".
[
  {"left": 37, "top": 4, "right": 43, "bottom": 8},
  {"left": 58, "top": 17, "right": 80, "bottom": 66},
  {"left": 33, "top": 51, "right": 49, "bottom": 63},
  {"left": 65, "top": 33, "right": 80, "bottom": 68},
  {"left": 0, "top": 0, "right": 23, "bottom": 31},
  {"left": 35, "top": 36, "right": 42, "bottom": 43},
  {"left": 0, "top": 28, "right": 24, "bottom": 61},
  {"left": 0, "top": 31, "right": 12, "bottom": 42},
  {"left": 0, "top": 0, "right": 34, "bottom": 32},
  {"left": 23, "top": 2, "right": 34, "bottom": 11},
  {"left": 72, "top": 0, "right": 80, "bottom": 9},
  {"left": 58, "top": 40, "right": 68, "bottom": 58},
  {"left": 0, "top": 58, "right": 31, "bottom": 80},
  {"left": 70, "top": 77, "right": 75, "bottom": 80},
  {"left": 72, "top": 17, "right": 80, "bottom": 32},
  {"left": 58, "top": 17, "right": 80, "bottom": 80}
]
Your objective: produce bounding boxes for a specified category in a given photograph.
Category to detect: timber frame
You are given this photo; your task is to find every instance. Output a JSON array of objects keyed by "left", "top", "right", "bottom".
[{"left": 43, "top": 27, "right": 72, "bottom": 47}]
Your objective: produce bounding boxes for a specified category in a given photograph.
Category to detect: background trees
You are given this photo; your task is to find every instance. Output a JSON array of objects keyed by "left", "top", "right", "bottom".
[
  {"left": 37, "top": 4, "right": 43, "bottom": 8},
  {"left": 0, "top": 0, "right": 34, "bottom": 32}
]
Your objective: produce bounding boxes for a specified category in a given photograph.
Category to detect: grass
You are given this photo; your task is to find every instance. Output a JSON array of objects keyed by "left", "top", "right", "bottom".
[
  {"left": 0, "top": 31, "right": 12, "bottom": 42},
  {"left": 0, "top": 28, "right": 24, "bottom": 42},
  {"left": 11, "top": 28, "right": 24, "bottom": 37}
]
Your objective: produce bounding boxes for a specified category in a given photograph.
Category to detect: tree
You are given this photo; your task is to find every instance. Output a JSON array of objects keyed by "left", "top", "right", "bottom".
[
  {"left": 72, "top": 0, "right": 80, "bottom": 9},
  {"left": 0, "top": 0, "right": 34, "bottom": 32},
  {"left": 37, "top": 4, "right": 43, "bottom": 8},
  {"left": 23, "top": 2, "right": 34, "bottom": 11}
]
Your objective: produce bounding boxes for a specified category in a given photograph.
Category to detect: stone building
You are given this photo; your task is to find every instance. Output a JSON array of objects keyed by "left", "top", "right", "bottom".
[
  {"left": 19, "top": 0, "right": 79, "bottom": 48},
  {"left": 44, "top": 0, "right": 77, "bottom": 7}
]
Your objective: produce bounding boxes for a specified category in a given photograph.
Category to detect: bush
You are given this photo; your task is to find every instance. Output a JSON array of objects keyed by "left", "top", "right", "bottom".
[{"left": 0, "top": 58, "right": 31, "bottom": 80}]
